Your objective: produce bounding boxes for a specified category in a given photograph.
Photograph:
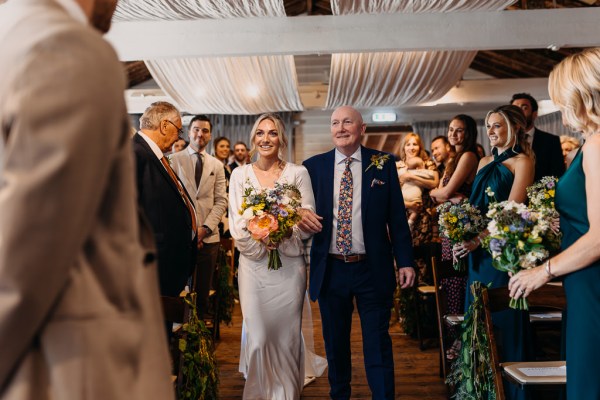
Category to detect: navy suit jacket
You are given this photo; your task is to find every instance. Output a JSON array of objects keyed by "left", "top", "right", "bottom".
[
  {"left": 532, "top": 128, "right": 564, "bottom": 181},
  {"left": 133, "top": 134, "right": 197, "bottom": 297},
  {"left": 303, "top": 146, "right": 414, "bottom": 302}
]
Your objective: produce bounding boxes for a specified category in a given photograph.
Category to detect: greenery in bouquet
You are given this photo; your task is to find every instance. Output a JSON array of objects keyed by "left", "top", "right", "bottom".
[
  {"left": 239, "top": 180, "right": 303, "bottom": 270},
  {"left": 482, "top": 192, "right": 561, "bottom": 309},
  {"left": 437, "top": 199, "right": 486, "bottom": 271}
]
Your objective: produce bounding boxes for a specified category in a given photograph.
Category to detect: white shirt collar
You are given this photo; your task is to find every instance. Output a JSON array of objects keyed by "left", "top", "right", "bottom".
[
  {"left": 526, "top": 126, "right": 535, "bottom": 137},
  {"left": 335, "top": 147, "right": 362, "bottom": 165},
  {"left": 54, "top": 0, "right": 88, "bottom": 25},
  {"left": 138, "top": 131, "right": 164, "bottom": 160}
]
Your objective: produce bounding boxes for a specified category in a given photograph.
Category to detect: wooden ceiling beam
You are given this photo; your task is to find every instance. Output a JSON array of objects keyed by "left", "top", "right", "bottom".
[{"left": 106, "top": 8, "right": 600, "bottom": 61}]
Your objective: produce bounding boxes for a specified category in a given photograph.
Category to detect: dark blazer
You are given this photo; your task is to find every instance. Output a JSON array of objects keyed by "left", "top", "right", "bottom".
[
  {"left": 133, "top": 134, "right": 197, "bottom": 297},
  {"left": 532, "top": 128, "right": 565, "bottom": 181},
  {"left": 303, "top": 146, "right": 414, "bottom": 301}
]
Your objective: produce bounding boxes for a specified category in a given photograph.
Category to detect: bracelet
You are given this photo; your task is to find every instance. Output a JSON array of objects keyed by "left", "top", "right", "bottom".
[{"left": 545, "top": 259, "right": 556, "bottom": 279}]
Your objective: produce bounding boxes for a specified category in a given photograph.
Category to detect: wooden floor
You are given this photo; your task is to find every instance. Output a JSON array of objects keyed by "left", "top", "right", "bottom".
[{"left": 215, "top": 300, "right": 448, "bottom": 399}]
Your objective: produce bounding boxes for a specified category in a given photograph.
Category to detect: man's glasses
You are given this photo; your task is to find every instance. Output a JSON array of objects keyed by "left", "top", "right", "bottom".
[{"left": 166, "top": 120, "right": 184, "bottom": 139}]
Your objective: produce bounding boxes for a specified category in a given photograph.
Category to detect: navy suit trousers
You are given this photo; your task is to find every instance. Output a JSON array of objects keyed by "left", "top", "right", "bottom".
[{"left": 318, "top": 257, "right": 395, "bottom": 400}]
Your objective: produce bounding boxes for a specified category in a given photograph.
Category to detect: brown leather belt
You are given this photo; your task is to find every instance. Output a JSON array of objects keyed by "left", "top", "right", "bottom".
[{"left": 328, "top": 253, "right": 367, "bottom": 263}]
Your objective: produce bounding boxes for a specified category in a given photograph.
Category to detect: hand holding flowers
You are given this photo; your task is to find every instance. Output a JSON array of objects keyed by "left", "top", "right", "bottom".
[
  {"left": 481, "top": 179, "right": 561, "bottom": 309},
  {"left": 240, "top": 180, "right": 303, "bottom": 270},
  {"left": 437, "top": 199, "right": 486, "bottom": 271}
]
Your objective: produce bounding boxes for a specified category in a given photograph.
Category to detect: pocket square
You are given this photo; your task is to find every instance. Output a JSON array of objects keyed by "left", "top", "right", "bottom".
[{"left": 371, "top": 178, "right": 385, "bottom": 187}]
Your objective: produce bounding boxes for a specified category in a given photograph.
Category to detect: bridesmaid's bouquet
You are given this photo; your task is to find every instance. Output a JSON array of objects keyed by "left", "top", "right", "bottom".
[
  {"left": 482, "top": 183, "right": 561, "bottom": 309},
  {"left": 239, "top": 180, "right": 303, "bottom": 270},
  {"left": 437, "top": 199, "right": 486, "bottom": 271}
]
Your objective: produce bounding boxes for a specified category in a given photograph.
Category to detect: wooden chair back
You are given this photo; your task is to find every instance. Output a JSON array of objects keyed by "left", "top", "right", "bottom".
[
  {"left": 430, "top": 253, "right": 467, "bottom": 380},
  {"left": 481, "top": 284, "right": 566, "bottom": 399}
]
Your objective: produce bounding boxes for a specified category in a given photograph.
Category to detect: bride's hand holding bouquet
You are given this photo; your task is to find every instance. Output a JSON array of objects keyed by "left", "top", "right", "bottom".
[{"left": 240, "top": 180, "right": 303, "bottom": 270}]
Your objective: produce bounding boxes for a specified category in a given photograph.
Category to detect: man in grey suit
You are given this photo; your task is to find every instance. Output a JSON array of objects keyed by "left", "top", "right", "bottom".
[
  {"left": 170, "top": 115, "right": 228, "bottom": 320},
  {"left": 0, "top": 0, "right": 174, "bottom": 399}
]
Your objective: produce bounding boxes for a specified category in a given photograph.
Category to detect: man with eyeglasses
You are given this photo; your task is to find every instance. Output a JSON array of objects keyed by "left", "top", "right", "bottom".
[
  {"left": 134, "top": 102, "right": 198, "bottom": 314},
  {"left": 0, "top": 0, "right": 174, "bottom": 398}
]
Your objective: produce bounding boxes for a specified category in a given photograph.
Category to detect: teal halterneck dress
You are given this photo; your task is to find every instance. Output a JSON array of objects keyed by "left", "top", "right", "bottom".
[
  {"left": 555, "top": 148, "right": 600, "bottom": 399},
  {"left": 465, "top": 147, "right": 529, "bottom": 400}
]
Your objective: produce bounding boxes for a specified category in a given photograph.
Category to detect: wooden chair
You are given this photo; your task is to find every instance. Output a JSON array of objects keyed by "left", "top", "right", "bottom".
[
  {"left": 481, "top": 284, "right": 567, "bottom": 399},
  {"left": 161, "top": 291, "right": 191, "bottom": 391},
  {"left": 430, "top": 254, "right": 467, "bottom": 381},
  {"left": 413, "top": 243, "right": 439, "bottom": 350}
]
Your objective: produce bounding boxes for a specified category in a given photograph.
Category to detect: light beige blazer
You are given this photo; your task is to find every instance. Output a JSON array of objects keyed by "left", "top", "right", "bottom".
[
  {"left": 170, "top": 149, "right": 228, "bottom": 244},
  {"left": 0, "top": 0, "right": 174, "bottom": 399}
]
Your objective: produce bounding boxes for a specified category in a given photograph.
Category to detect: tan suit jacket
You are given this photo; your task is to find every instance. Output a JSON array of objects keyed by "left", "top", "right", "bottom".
[
  {"left": 0, "top": 0, "right": 174, "bottom": 399},
  {"left": 170, "top": 149, "right": 228, "bottom": 244}
]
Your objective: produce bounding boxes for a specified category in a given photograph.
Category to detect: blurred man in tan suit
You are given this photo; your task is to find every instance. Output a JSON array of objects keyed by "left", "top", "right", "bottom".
[
  {"left": 170, "top": 115, "right": 228, "bottom": 320},
  {"left": 0, "top": 0, "right": 174, "bottom": 399}
]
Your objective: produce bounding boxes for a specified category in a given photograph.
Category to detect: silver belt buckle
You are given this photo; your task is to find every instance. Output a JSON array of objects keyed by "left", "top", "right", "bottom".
[{"left": 343, "top": 254, "right": 352, "bottom": 263}]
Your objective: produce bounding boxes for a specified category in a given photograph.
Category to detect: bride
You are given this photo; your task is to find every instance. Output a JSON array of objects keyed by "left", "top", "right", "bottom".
[{"left": 228, "top": 113, "right": 327, "bottom": 399}]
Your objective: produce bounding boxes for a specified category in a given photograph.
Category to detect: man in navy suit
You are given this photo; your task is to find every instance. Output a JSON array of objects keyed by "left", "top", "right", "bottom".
[
  {"left": 299, "top": 106, "right": 415, "bottom": 400},
  {"left": 133, "top": 102, "right": 197, "bottom": 299},
  {"left": 510, "top": 93, "right": 565, "bottom": 181}
]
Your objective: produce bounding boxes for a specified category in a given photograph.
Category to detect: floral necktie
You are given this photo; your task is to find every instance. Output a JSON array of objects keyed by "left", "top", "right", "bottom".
[{"left": 336, "top": 157, "right": 353, "bottom": 255}]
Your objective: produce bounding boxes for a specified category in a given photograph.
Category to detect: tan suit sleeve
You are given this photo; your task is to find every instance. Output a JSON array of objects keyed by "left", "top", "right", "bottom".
[
  {"left": 203, "top": 157, "right": 228, "bottom": 233},
  {"left": 0, "top": 30, "right": 126, "bottom": 387}
]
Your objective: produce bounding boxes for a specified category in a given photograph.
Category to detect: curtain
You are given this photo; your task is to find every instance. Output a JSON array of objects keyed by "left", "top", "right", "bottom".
[
  {"left": 326, "top": 0, "right": 516, "bottom": 109},
  {"left": 115, "top": 0, "right": 303, "bottom": 115}
]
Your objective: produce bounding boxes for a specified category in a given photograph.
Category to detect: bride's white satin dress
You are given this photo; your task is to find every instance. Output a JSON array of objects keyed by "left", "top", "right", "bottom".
[{"left": 229, "top": 163, "right": 327, "bottom": 400}]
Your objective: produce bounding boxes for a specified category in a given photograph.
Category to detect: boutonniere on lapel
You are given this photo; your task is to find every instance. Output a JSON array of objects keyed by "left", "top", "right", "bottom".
[
  {"left": 371, "top": 178, "right": 386, "bottom": 187},
  {"left": 365, "top": 153, "right": 390, "bottom": 172},
  {"left": 166, "top": 155, "right": 173, "bottom": 166}
]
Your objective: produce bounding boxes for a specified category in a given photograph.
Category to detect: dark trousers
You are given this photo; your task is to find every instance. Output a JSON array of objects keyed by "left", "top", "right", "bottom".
[
  {"left": 318, "top": 258, "right": 395, "bottom": 400},
  {"left": 195, "top": 242, "right": 219, "bottom": 318}
]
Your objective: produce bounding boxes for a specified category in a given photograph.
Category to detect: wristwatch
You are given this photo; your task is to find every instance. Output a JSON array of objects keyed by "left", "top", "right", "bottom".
[{"left": 202, "top": 225, "right": 212, "bottom": 235}]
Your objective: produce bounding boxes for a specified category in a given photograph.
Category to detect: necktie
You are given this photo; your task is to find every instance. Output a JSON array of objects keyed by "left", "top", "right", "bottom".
[
  {"left": 195, "top": 152, "right": 203, "bottom": 188},
  {"left": 160, "top": 157, "right": 198, "bottom": 234},
  {"left": 336, "top": 157, "right": 353, "bottom": 255}
]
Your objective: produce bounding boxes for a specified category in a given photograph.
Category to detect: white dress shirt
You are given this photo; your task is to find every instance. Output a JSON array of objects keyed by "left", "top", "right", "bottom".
[
  {"left": 329, "top": 147, "right": 366, "bottom": 255},
  {"left": 54, "top": 0, "right": 87, "bottom": 24}
]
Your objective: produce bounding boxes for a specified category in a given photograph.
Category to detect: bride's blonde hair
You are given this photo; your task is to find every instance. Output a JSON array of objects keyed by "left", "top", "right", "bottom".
[{"left": 249, "top": 113, "right": 288, "bottom": 160}]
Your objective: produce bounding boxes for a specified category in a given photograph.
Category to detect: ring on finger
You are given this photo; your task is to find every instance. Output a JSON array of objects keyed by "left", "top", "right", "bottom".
[{"left": 521, "top": 288, "right": 526, "bottom": 295}]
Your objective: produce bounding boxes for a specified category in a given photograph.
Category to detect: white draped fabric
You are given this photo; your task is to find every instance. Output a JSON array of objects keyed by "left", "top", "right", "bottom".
[
  {"left": 114, "top": 0, "right": 285, "bottom": 21},
  {"left": 145, "top": 56, "right": 303, "bottom": 114},
  {"left": 115, "top": 0, "right": 303, "bottom": 115},
  {"left": 332, "top": 0, "right": 516, "bottom": 14},
  {"left": 326, "top": 0, "right": 516, "bottom": 109},
  {"left": 325, "top": 51, "right": 476, "bottom": 109}
]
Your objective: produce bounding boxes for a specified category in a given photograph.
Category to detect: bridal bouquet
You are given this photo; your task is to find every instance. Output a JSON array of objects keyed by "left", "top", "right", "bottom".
[
  {"left": 482, "top": 186, "right": 561, "bottom": 309},
  {"left": 239, "top": 180, "right": 303, "bottom": 270},
  {"left": 437, "top": 199, "right": 486, "bottom": 271}
]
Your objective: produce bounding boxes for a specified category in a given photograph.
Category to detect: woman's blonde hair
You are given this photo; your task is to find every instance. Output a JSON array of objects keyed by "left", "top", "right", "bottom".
[
  {"left": 485, "top": 105, "right": 534, "bottom": 158},
  {"left": 399, "top": 132, "right": 428, "bottom": 161},
  {"left": 549, "top": 48, "right": 600, "bottom": 137},
  {"left": 560, "top": 135, "right": 581, "bottom": 148},
  {"left": 248, "top": 113, "right": 288, "bottom": 160}
]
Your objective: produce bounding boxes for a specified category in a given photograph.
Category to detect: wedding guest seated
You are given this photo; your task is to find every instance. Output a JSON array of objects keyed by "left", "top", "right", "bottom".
[{"left": 560, "top": 135, "right": 581, "bottom": 168}]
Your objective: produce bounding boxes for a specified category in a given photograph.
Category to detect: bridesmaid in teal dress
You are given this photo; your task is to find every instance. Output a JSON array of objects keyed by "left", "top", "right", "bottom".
[
  {"left": 455, "top": 105, "right": 534, "bottom": 400},
  {"left": 509, "top": 48, "right": 600, "bottom": 399}
]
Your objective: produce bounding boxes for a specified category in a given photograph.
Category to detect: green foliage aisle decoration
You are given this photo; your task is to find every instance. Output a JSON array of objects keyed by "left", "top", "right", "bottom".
[
  {"left": 215, "top": 245, "right": 234, "bottom": 326},
  {"left": 446, "top": 282, "right": 496, "bottom": 399},
  {"left": 178, "top": 292, "right": 219, "bottom": 400}
]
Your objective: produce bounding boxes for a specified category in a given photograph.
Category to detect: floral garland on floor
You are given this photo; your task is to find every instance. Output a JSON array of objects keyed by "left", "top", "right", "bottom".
[
  {"left": 178, "top": 292, "right": 219, "bottom": 400},
  {"left": 446, "top": 282, "right": 496, "bottom": 399}
]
